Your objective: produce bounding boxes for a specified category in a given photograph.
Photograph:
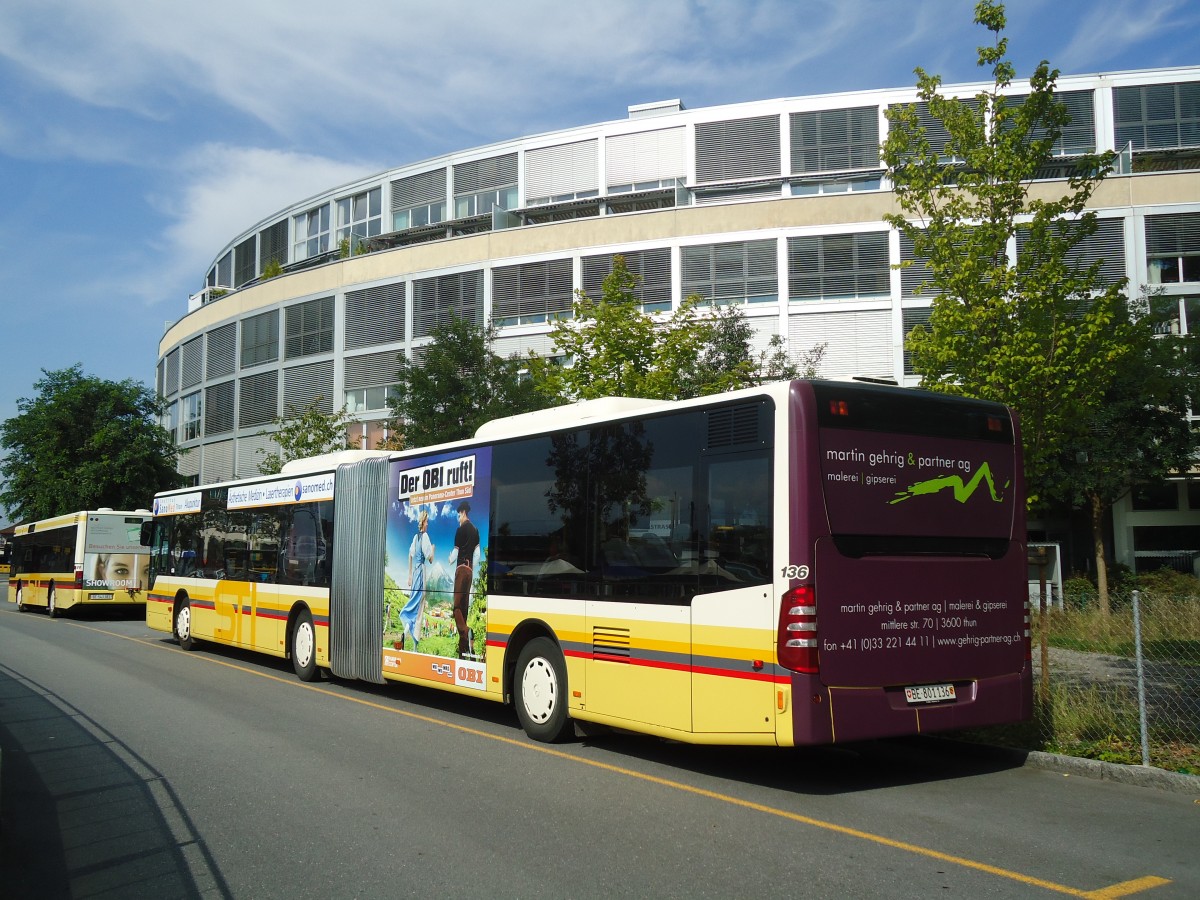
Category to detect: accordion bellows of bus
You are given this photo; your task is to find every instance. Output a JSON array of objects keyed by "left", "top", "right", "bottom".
[{"left": 143, "top": 379, "right": 1031, "bottom": 745}]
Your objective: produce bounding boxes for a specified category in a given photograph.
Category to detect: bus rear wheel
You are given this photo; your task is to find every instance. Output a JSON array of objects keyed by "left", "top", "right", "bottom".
[
  {"left": 514, "top": 637, "right": 570, "bottom": 743},
  {"left": 15, "top": 587, "right": 26, "bottom": 612},
  {"left": 47, "top": 588, "right": 58, "bottom": 618},
  {"left": 291, "top": 610, "right": 317, "bottom": 682},
  {"left": 174, "top": 600, "right": 195, "bottom": 651}
]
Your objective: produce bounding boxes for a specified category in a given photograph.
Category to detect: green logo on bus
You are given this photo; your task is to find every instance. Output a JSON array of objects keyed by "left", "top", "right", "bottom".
[{"left": 888, "top": 462, "right": 1007, "bottom": 506}]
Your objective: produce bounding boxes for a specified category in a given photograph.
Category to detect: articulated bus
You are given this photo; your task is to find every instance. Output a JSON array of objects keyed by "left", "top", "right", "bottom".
[
  {"left": 144, "top": 379, "right": 1031, "bottom": 745},
  {"left": 9, "top": 509, "right": 154, "bottom": 616}
]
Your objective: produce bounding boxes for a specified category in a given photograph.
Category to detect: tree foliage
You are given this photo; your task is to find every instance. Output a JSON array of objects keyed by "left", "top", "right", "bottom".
[
  {"left": 882, "top": 0, "right": 1127, "bottom": 504},
  {"left": 387, "top": 317, "right": 546, "bottom": 448},
  {"left": 257, "top": 400, "right": 355, "bottom": 475},
  {"left": 529, "top": 255, "right": 823, "bottom": 403},
  {"left": 0, "top": 365, "right": 181, "bottom": 522},
  {"left": 882, "top": 1, "right": 1200, "bottom": 610}
]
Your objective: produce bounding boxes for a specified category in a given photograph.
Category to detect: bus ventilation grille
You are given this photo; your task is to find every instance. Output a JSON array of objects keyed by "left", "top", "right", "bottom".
[
  {"left": 708, "top": 404, "right": 760, "bottom": 448},
  {"left": 592, "top": 626, "right": 631, "bottom": 662}
]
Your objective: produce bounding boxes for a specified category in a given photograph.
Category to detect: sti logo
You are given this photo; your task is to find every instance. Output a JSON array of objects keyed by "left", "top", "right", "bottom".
[{"left": 294, "top": 480, "right": 303, "bottom": 501}]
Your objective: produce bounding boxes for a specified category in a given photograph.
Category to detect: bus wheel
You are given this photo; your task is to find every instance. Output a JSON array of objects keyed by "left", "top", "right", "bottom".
[
  {"left": 291, "top": 610, "right": 317, "bottom": 682},
  {"left": 15, "top": 587, "right": 26, "bottom": 612},
  {"left": 174, "top": 600, "right": 195, "bottom": 651},
  {"left": 47, "top": 588, "right": 58, "bottom": 618},
  {"left": 515, "top": 637, "right": 570, "bottom": 742}
]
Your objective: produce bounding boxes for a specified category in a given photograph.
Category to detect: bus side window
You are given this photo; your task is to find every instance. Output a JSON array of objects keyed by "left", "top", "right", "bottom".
[{"left": 704, "top": 451, "right": 771, "bottom": 585}]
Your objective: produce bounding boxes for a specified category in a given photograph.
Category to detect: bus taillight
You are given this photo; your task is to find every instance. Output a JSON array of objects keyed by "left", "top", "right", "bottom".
[
  {"left": 778, "top": 585, "right": 818, "bottom": 674},
  {"left": 74, "top": 566, "right": 83, "bottom": 591}
]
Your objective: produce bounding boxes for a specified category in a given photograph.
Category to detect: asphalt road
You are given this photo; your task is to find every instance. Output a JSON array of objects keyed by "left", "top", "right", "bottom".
[{"left": 1, "top": 586, "right": 1197, "bottom": 899}]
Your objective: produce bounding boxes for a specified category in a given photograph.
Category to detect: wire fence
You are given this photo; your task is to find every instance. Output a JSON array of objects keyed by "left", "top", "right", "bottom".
[{"left": 982, "top": 583, "right": 1200, "bottom": 775}]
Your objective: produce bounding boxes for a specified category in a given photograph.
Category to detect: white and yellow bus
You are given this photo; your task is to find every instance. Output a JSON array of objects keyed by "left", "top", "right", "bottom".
[
  {"left": 144, "top": 380, "right": 1031, "bottom": 745},
  {"left": 9, "top": 509, "right": 153, "bottom": 616}
]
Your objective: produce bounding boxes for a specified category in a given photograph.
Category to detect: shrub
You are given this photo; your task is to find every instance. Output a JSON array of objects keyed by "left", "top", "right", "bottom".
[{"left": 1062, "top": 576, "right": 1098, "bottom": 611}]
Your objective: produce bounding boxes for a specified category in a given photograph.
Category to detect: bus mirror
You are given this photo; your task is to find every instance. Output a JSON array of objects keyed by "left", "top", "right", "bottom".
[{"left": 140, "top": 521, "right": 154, "bottom": 547}]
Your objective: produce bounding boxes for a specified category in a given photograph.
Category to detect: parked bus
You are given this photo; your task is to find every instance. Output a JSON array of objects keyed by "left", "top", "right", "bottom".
[
  {"left": 9, "top": 509, "right": 154, "bottom": 616},
  {"left": 143, "top": 380, "right": 1031, "bottom": 745}
]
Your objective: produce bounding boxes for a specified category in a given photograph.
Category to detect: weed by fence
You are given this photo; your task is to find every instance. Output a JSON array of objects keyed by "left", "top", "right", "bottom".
[{"left": 972, "top": 574, "right": 1200, "bottom": 775}]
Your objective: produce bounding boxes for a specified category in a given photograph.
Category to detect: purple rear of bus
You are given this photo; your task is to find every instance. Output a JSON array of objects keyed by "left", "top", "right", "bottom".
[{"left": 784, "top": 381, "right": 1031, "bottom": 745}]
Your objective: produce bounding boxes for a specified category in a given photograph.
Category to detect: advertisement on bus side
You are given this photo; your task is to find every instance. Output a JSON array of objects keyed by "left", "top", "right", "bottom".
[{"left": 382, "top": 448, "right": 492, "bottom": 691}]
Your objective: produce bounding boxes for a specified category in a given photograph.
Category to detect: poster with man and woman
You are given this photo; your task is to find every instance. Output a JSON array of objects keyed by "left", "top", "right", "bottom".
[{"left": 382, "top": 448, "right": 491, "bottom": 689}]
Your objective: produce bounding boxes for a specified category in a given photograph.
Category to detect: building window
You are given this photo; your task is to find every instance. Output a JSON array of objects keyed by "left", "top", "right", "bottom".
[
  {"left": 160, "top": 400, "right": 177, "bottom": 442},
  {"left": 1114, "top": 81, "right": 1200, "bottom": 151},
  {"left": 788, "top": 232, "right": 890, "bottom": 300},
  {"left": 492, "top": 258, "right": 573, "bottom": 326},
  {"left": 293, "top": 204, "right": 330, "bottom": 261},
  {"left": 285, "top": 297, "right": 335, "bottom": 359},
  {"left": 336, "top": 188, "right": 382, "bottom": 246},
  {"left": 454, "top": 153, "right": 519, "bottom": 218},
  {"left": 681, "top": 239, "right": 778, "bottom": 305},
  {"left": 790, "top": 175, "right": 882, "bottom": 196},
  {"left": 582, "top": 248, "right": 672, "bottom": 313},
  {"left": 695, "top": 115, "right": 781, "bottom": 183},
  {"left": 412, "top": 271, "right": 484, "bottom": 338},
  {"left": 392, "top": 169, "right": 447, "bottom": 231},
  {"left": 259, "top": 220, "right": 288, "bottom": 273},
  {"left": 182, "top": 392, "right": 202, "bottom": 442},
  {"left": 1146, "top": 213, "right": 1200, "bottom": 285},
  {"left": 525, "top": 140, "right": 599, "bottom": 206},
  {"left": 790, "top": 106, "right": 879, "bottom": 174},
  {"left": 1132, "top": 482, "right": 1179, "bottom": 511},
  {"left": 234, "top": 235, "right": 257, "bottom": 287},
  {"left": 344, "top": 350, "right": 401, "bottom": 413},
  {"left": 1149, "top": 295, "right": 1200, "bottom": 336},
  {"left": 242, "top": 310, "right": 279, "bottom": 368},
  {"left": 344, "top": 385, "right": 397, "bottom": 413}
]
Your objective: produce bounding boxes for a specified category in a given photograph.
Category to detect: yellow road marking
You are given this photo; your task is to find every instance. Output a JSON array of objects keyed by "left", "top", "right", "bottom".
[{"left": 66, "top": 619, "right": 1174, "bottom": 897}]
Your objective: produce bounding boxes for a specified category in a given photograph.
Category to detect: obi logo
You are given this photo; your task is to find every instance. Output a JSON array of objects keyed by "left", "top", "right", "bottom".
[
  {"left": 431, "top": 662, "right": 453, "bottom": 677},
  {"left": 294, "top": 480, "right": 304, "bottom": 501},
  {"left": 458, "top": 666, "right": 484, "bottom": 685}
]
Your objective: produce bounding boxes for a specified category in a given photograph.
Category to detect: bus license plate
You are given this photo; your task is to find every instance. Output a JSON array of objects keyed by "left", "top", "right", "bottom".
[{"left": 905, "top": 684, "right": 955, "bottom": 704}]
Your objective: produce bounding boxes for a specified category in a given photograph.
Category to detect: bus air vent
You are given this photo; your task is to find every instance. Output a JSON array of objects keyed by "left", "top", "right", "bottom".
[
  {"left": 708, "top": 404, "right": 761, "bottom": 448},
  {"left": 592, "top": 626, "right": 631, "bottom": 662}
]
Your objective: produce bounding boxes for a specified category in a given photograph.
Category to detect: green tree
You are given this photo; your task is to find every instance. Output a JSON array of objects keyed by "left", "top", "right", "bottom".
[
  {"left": 1050, "top": 292, "right": 1200, "bottom": 611},
  {"left": 882, "top": 1, "right": 1196, "bottom": 610},
  {"left": 257, "top": 400, "right": 355, "bottom": 474},
  {"left": 0, "top": 365, "right": 181, "bottom": 522},
  {"left": 387, "top": 317, "right": 545, "bottom": 448},
  {"left": 530, "top": 255, "right": 820, "bottom": 402}
]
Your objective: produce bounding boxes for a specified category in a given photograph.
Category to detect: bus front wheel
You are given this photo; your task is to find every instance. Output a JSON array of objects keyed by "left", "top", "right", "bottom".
[
  {"left": 514, "top": 637, "right": 570, "bottom": 743},
  {"left": 174, "top": 600, "right": 195, "bottom": 651},
  {"left": 291, "top": 610, "right": 317, "bottom": 682},
  {"left": 15, "top": 587, "right": 26, "bottom": 612},
  {"left": 47, "top": 588, "right": 58, "bottom": 618}
]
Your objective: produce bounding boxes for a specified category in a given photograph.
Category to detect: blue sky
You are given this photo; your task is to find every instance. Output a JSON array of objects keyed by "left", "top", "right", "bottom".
[{"left": 0, "top": 0, "right": 1197, "bottom": 451}]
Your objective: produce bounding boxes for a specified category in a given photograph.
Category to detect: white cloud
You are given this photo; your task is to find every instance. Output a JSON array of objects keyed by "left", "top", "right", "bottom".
[{"left": 126, "top": 144, "right": 375, "bottom": 305}]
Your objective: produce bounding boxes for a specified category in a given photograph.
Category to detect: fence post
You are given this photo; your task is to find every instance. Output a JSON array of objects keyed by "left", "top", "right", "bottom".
[{"left": 1131, "top": 589, "right": 1151, "bottom": 767}]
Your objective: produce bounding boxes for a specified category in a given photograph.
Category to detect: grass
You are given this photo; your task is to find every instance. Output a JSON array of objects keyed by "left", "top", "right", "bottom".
[{"left": 966, "top": 592, "right": 1200, "bottom": 775}]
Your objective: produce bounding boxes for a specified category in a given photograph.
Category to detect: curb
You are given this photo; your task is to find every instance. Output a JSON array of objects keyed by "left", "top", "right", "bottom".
[
  {"left": 916, "top": 736, "right": 1200, "bottom": 795},
  {"left": 1019, "top": 749, "right": 1200, "bottom": 795}
]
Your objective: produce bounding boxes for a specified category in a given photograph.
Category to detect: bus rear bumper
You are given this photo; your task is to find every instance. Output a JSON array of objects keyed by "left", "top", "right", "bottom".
[{"left": 789, "top": 665, "right": 1033, "bottom": 746}]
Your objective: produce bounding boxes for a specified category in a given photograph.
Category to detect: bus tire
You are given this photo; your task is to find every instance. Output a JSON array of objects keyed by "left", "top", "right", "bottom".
[
  {"left": 47, "top": 587, "right": 58, "bottom": 618},
  {"left": 174, "top": 599, "right": 195, "bottom": 651},
  {"left": 514, "top": 636, "right": 570, "bottom": 743},
  {"left": 15, "top": 586, "right": 26, "bottom": 612},
  {"left": 291, "top": 609, "right": 317, "bottom": 682}
]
